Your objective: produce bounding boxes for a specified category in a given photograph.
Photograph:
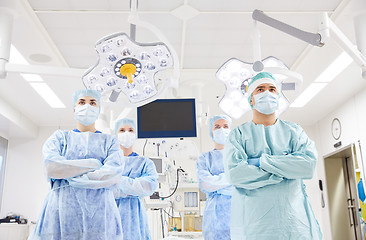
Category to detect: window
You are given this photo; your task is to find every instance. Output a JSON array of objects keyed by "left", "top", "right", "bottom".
[{"left": 0, "top": 136, "right": 8, "bottom": 213}]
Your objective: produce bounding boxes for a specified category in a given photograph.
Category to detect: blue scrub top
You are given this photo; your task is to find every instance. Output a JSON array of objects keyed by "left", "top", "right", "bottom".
[{"left": 73, "top": 128, "right": 102, "bottom": 133}]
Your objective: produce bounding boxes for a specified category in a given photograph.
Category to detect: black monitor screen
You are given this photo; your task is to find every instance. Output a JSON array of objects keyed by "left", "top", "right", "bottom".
[{"left": 137, "top": 99, "right": 197, "bottom": 138}]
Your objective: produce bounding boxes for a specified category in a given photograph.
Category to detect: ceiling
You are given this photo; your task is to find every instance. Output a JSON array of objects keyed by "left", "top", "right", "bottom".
[{"left": 0, "top": 0, "right": 366, "bottom": 138}]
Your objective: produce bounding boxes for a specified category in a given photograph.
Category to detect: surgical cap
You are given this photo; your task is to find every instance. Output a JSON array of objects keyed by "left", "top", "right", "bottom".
[
  {"left": 72, "top": 89, "right": 101, "bottom": 107},
  {"left": 114, "top": 118, "right": 137, "bottom": 135},
  {"left": 247, "top": 72, "right": 280, "bottom": 107},
  {"left": 209, "top": 114, "right": 232, "bottom": 139}
]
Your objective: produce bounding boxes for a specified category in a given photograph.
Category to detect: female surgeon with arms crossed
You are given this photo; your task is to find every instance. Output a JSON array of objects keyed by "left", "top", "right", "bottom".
[
  {"left": 113, "top": 118, "right": 158, "bottom": 240},
  {"left": 28, "top": 89, "right": 124, "bottom": 240},
  {"left": 224, "top": 72, "right": 322, "bottom": 240},
  {"left": 196, "top": 114, "right": 233, "bottom": 240}
]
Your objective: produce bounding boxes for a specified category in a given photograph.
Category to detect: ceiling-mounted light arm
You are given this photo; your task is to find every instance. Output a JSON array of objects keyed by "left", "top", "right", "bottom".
[
  {"left": 251, "top": 20, "right": 264, "bottom": 72},
  {"left": 128, "top": 1, "right": 180, "bottom": 90},
  {"left": 109, "top": 0, "right": 138, "bottom": 103},
  {"left": 252, "top": 9, "right": 324, "bottom": 47},
  {"left": 129, "top": 0, "right": 138, "bottom": 41},
  {"left": 320, "top": 12, "right": 366, "bottom": 70}
]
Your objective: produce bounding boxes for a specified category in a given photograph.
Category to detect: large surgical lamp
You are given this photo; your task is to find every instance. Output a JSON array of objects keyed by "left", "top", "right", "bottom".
[
  {"left": 83, "top": 1, "right": 179, "bottom": 106},
  {"left": 216, "top": 56, "right": 302, "bottom": 119},
  {"left": 216, "top": 14, "right": 303, "bottom": 119}
]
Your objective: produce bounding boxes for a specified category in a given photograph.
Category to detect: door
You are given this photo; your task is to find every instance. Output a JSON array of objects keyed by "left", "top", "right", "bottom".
[{"left": 324, "top": 145, "right": 363, "bottom": 240}]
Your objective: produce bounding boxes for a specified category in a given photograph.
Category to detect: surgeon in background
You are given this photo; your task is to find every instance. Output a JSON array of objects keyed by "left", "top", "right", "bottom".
[
  {"left": 196, "top": 114, "right": 233, "bottom": 240},
  {"left": 113, "top": 118, "right": 158, "bottom": 240},
  {"left": 29, "top": 89, "right": 123, "bottom": 240},
  {"left": 224, "top": 72, "right": 322, "bottom": 240}
]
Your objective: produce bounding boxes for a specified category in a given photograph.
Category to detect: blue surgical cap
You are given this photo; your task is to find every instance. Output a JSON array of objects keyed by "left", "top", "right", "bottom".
[
  {"left": 209, "top": 114, "right": 232, "bottom": 139},
  {"left": 247, "top": 72, "right": 280, "bottom": 107},
  {"left": 72, "top": 89, "right": 101, "bottom": 107},
  {"left": 114, "top": 118, "right": 137, "bottom": 135}
]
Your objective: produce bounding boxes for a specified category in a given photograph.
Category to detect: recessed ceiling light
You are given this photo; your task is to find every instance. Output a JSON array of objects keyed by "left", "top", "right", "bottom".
[
  {"left": 314, "top": 51, "right": 353, "bottom": 83},
  {"left": 290, "top": 83, "right": 328, "bottom": 108},
  {"left": 29, "top": 54, "right": 52, "bottom": 63},
  {"left": 29, "top": 83, "right": 66, "bottom": 108}
]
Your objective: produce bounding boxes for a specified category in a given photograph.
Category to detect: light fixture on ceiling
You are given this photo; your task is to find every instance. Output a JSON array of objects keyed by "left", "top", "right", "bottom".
[
  {"left": 82, "top": 0, "right": 179, "bottom": 107},
  {"left": 290, "top": 51, "right": 352, "bottom": 108},
  {"left": 290, "top": 83, "right": 327, "bottom": 108},
  {"left": 29, "top": 82, "right": 66, "bottom": 108},
  {"left": 9, "top": 44, "right": 65, "bottom": 108},
  {"left": 314, "top": 51, "right": 353, "bottom": 83},
  {"left": 216, "top": 18, "right": 303, "bottom": 119}
]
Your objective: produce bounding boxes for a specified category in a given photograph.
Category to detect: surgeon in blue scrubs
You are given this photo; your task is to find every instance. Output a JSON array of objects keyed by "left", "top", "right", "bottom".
[
  {"left": 196, "top": 114, "right": 233, "bottom": 240},
  {"left": 113, "top": 118, "right": 158, "bottom": 240},
  {"left": 224, "top": 72, "right": 322, "bottom": 240},
  {"left": 29, "top": 89, "right": 123, "bottom": 240}
]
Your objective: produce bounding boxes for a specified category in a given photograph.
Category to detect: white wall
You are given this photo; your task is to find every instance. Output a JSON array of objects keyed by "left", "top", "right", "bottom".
[
  {"left": 307, "top": 86, "right": 366, "bottom": 240},
  {"left": 0, "top": 126, "right": 71, "bottom": 222}
]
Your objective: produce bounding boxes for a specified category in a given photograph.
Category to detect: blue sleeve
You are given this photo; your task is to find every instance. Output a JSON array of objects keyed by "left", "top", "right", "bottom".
[
  {"left": 259, "top": 126, "right": 317, "bottom": 180},
  {"left": 67, "top": 136, "right": 124, "bottom": 189},
  {"left": 114, "top": 158, "right": 159, "bottom": 198},
  {"left": 43, "top": 130, "right": 102, "bottom": 179},
  {"left": 196, "top": 153, "right": 231, "bottom": 193},
  {"left": 224, "top": 128, "right": 284, "bottom": 190}
]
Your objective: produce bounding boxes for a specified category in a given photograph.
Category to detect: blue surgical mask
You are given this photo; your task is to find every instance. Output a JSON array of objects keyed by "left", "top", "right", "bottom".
[
  {"left": 74, "top": 104, "right": 99, "bottom": 126},
  {"left": 213, "top": 128, "right": 231, "bottom": 145},
  {"left": 253, "top": 91, "right": 279, "bottom": 115},
  {"left": 117, "top": 132, "right": 137, "bottom": 148}
]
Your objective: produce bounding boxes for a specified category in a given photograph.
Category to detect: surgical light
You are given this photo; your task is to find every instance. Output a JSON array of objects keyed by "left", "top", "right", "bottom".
[
  {"left": 82, "top": 0, "right": 179, "bottom": 106},
  {"left": 216, "top": 56, "right": 302, "bottom": 119},
  {"left": 82, "top": 33, "right": 173, "bottom": 104}
]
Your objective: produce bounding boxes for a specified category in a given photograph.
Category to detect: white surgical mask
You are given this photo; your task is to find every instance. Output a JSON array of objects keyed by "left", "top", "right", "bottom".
[
  {"left": 213, "top": 128, "right": 231, "bottom": 145},
  {"left": 74, "top": 104, "right": 99, "bottom": 126},
  {"left": 118, "top": 132, "right": 137, "bottom": 148},
  {"left": 253, "top": 91, "right": 279, "bottom": 115}
]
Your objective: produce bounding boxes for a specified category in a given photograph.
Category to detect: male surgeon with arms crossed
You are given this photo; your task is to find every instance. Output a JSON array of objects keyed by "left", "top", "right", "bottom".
[{"left": 224, "top": 72, "right": 322, "bottom": 240}]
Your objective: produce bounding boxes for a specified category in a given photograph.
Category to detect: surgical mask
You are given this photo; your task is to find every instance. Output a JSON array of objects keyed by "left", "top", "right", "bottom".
[
  {"left": 213, "top": 128, "right": 231, "bottom": 145},
  {"left": 74, "top": 104, "right": 99, "bottom": 126},
  {"left": 253, "top": 91, "right": 279, "bottom": 115},
  {"left": 118, "top": 132, "right": 137, "bottom": 148}
]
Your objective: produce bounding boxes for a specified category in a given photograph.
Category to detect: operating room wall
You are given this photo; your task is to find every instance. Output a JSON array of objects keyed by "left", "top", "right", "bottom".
[
  {"left": 308, "top": 85, "right": 366, "bottom": 240},
  {"left": 0, "top": 126, "right": 70, "bottom": 222}
]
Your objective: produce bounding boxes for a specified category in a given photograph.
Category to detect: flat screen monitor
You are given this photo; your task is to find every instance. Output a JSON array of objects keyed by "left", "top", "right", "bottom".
[{"left": 137, "top": 98, "right": 197, "bottom": 138}]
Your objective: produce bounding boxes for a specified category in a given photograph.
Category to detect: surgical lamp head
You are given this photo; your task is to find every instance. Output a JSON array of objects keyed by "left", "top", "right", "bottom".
[
  {"left": 82, "top": 33, "right": 174, "bottom": 105},
  {"left": 209, "top": 114, "right": 232, "bottom": 139},
  {"left": 114, "top": 118, "right": 136, "bottom": 135},
  {"left": 72, "top": 89, "right": 101, "bottom": 108}
]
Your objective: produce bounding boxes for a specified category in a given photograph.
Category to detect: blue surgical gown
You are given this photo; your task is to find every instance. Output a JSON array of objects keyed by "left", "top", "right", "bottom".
[
  {"left": 224, "top": 120, "right": 322, "bottom": 240},
  {"left": 113, "top": 152, "right": 158, "bottom": 240},
  {"left": 196, "top": 149, "right": 232, "bottom": 240},
  {"left": 29, "top": 130, "right": 124, "bottom": 240}
]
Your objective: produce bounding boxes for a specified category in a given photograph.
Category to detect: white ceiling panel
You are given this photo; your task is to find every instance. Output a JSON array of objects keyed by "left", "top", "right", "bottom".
[{"left": 29, "top": 0, "right": 184, "bottom": 12}]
